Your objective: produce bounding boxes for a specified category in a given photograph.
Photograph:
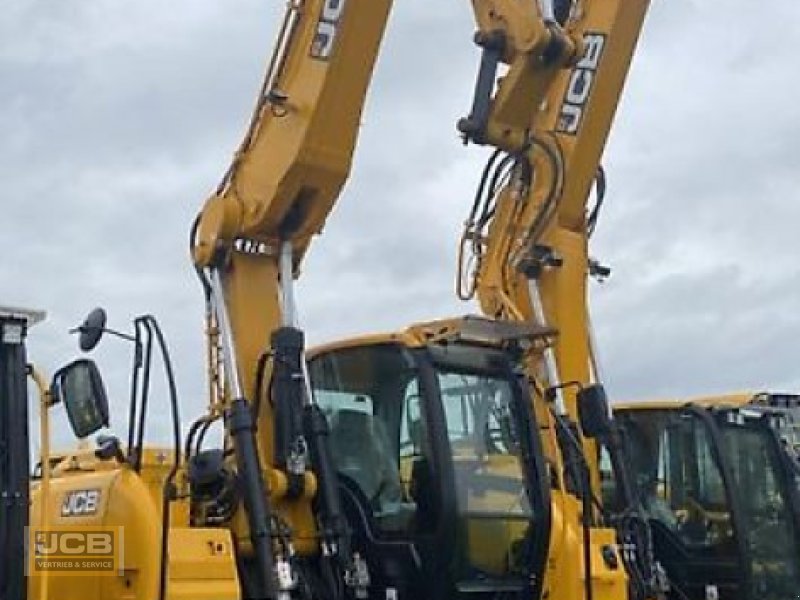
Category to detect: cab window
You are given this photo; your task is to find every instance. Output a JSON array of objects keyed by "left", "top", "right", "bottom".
[{"left": 309, "top": 345, "right": 421, "bottom": 535}]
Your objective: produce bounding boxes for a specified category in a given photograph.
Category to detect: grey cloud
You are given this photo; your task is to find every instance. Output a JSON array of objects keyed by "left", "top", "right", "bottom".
[{"left": 4, "top": 1, "right": 800, "bottom": 448}]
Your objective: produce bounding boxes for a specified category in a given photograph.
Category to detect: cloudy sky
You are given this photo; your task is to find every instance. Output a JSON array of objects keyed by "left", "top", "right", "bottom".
[{"left": 4, "top": 0, "right": 800, "bottom": 447}]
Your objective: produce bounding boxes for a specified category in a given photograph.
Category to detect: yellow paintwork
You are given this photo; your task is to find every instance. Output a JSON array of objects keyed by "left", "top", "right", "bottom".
[
  {"left": 28, "top": 448, "right": 237, "bottom": 600},
  {"left": 549, "top": 492, "right": 628, "bottom": 600},
  {"left": 309, "top": 315, "right": 553, "bottom": 357},
  {"left": 467, "top": 0, "right": 578, "bottom": 151},
  {"left": 459, "top": 1, "right": 651, "bottom": 598},
  {"left": 164, "top": 528, "right": 240, "bottom": 600},
  {"left": 30, "top": 1, "right": 652, "bottom": 598},
  {"left": 196, "top": 0, "right": 647, "bottom": 597},
  {"left": 471, "top": 0, "right": 651, "bottom": 472},
  {"left": 194, "top": 0, "right": 394, "bottom": 267},
  {"left": 193, "top": 0, "right": 396, "bottom": 556},
  {"left": 312, "top": 321, "right": 629, "bottom": 599}
]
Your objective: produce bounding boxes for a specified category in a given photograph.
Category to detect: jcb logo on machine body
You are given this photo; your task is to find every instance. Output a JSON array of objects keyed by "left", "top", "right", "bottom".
[
  {"left": 311, "top": 0, "right": 348, "bottom": 60},
  {"left": 61, "top": 489, "right": 101, "bottom": 517},
  {"left": 556, "top": 33, "right": 607, "bottom": 135}
]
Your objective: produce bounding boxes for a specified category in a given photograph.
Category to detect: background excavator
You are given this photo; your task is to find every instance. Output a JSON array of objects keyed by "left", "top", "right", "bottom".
[
  {"left": 9, "top": 1, "right": 658, "bottom": 600},
  {"left": 606, "top": 393, "right": 800, "bottom": 600}
]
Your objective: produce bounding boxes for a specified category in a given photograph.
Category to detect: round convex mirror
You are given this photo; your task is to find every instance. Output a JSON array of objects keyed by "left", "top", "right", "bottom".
[{"left": 78, "top": 307, "right": 107, "bottom": 352}]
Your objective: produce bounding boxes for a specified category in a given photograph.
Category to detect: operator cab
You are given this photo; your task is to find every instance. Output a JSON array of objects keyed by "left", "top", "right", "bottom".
[
  {"left": 308, "top": 317, "right": 552, "bottom": 600},
  {"left": 608, "top": 403, "right": 800, "bottom": 600}
]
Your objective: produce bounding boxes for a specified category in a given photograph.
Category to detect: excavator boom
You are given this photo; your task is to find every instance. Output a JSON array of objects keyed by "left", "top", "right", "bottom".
[{"left": 194, "top": 0, "right": 393, "bottom": 267}]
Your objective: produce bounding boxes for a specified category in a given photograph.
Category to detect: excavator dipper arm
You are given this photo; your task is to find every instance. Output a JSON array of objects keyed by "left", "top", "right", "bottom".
[
  {"left": 462, "top": 0, "right": 650, "bottom": 472},
  {"left": 458, "top": 1, "right": 656, "bottom": 597}
]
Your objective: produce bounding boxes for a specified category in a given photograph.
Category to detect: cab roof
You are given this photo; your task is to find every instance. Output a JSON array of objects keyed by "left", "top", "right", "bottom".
[
  {"left": 308, "top": 315, "right": 554, "bottom": 358},
  {"left": 615, "top": 392, "right": 764, "bottom": 412}
]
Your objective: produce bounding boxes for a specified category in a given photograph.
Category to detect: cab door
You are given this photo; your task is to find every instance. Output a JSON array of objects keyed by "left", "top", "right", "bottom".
[{"left": 308, "top": 344, "right": 449, "bottom": 600}]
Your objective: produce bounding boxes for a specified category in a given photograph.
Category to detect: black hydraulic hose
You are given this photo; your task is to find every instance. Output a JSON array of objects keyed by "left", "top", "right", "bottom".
[
  {"left": 603, "top": 426, "right": 661, "bottom": 600},
  {"left": 134, "top": 321, "right": 154, "bottom": 472},
  {"left": 252, "top": 350, "right": 272, "bottom": 423},
  {"left": 468, "top": 149, "right": 503, "bottom": 226},
  {"left": 130, "top": 315, "right": 181, "bottom": 600},
  {"left": 186, "top": 415, "right": 218, "bottom": 462},
  {"left": 196, "top": 418, "right": 215, "bottom": 456},
  {"left": 183, "top": 414, "right": 218, "bottom": 462},
  {"left": 185, "top": 416, "right": 209, "bottom": 463},
  {"left": 189, "top": 214, "right": 212, "bottom": 300},
  {"left": 524, "top": 136, "right": 564, "bottom": 245},
  {"left": 587, "top": 166, "right": 606, "bottom": 237},
  {"left": 477, "top": 152, "right": 519, "bottom": 229},
  {"left": 146, "top": 316, "right": 182, "bottom": 600},
  {"left": 459, "top": 147, "right": 531, "bottom": 300},
  {"left": 582, "top": 461, "right": 594, "bottom": 600},
  {"left": 127, "top": 326, "right": 143, "bottom": 459}
]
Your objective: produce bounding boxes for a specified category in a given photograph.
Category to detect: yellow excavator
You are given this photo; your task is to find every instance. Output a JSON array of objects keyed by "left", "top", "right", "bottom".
[
  {"left": 606, "top": 394, "right": 800, "bottom": 600},
  {"left": 445, "top": 0, "right": 800, "bottom": 599},
  {"left": 12, "top": 1, "right": 660, "bottom": 599}
]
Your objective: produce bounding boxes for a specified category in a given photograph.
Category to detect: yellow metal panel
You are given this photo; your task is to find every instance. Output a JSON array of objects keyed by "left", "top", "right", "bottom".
[
  {"left": 167, "top": 581, "right": 240, "bottom": 600},
  {"left": 29, "top": 468, "right": 161, "bottom": 600},
  {"left": 165, "top": 528, "right": 240, "bottom": 600},
  {"left": 544, "top": 491, "right": 628, "bottom": 600}
]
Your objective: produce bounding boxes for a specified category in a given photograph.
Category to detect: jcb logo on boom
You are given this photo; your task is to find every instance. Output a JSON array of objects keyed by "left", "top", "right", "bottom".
[
  {"left": 556, "top": 33, "right": 607, "bottom": 135},
  {"left": 311, "top": 0, "right": 348, "bottom": 60}
]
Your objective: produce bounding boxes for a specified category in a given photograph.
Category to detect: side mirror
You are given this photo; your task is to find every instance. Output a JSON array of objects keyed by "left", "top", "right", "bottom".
[
  {"left": 50, "top": 359, "right": 110, "bottom": 439},
  {"left": 578, "top": 384, "right": 613, "bottom": 439}
]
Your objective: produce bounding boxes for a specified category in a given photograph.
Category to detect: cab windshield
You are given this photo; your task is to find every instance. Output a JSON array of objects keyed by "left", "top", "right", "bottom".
[
  {"left": 434, "top": 364, "right": 534, "bottom": 584},
  {"left": 718, "top": 421, "right": 800, "bottom": 598}
]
